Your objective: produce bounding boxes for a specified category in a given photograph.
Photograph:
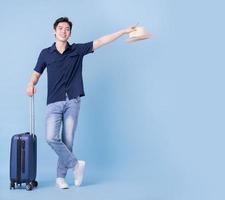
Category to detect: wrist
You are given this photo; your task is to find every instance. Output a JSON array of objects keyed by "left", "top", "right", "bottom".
[
  {"left": 120, "top": 29, "right": 127, "bottom": 35},
  {"left": 27, "top": 82, "right": 34, "bottom": 87}
]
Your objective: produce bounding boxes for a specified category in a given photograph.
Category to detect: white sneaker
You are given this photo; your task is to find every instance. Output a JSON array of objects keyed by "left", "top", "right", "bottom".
[
  {"left": 73, "top": 160, "right": 86, "bottom": 186},
  {"left": 56, "top": 178, "right": 69, "bottom": 189}
]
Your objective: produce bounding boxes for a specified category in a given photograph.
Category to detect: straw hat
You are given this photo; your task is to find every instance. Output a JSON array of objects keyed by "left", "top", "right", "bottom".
[{"left": 126, "top": 26, "right": 151, "bottom": 43}]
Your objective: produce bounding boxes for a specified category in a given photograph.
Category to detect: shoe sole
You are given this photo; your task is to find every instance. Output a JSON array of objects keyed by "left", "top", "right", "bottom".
[{"left": 56, "top": 183, "right": 69, "bottom": 189}]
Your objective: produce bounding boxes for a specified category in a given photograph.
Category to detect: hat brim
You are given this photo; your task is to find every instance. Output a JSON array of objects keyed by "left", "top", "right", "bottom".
[{"left": 126, "top": 34, "right": 150, "bottom": 43}]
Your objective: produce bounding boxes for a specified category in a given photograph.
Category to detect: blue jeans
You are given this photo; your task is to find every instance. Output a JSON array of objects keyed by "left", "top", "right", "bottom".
[{"left": 45, "top": 96, "right": 81, "bottom": 178}]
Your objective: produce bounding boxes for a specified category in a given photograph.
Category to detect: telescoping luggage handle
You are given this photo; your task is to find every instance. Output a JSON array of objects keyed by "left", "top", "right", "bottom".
[{"left": 30, "top": 95, "right": 35, "bottom": 136}]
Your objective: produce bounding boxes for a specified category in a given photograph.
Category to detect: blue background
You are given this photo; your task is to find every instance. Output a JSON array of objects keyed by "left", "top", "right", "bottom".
[{"left": 0, "top": 0, "right": 224, "bottom": 199}]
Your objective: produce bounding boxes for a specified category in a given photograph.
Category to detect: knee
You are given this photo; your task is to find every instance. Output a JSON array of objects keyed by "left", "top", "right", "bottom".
[
  {"left": 46, "top": 137, "right": 53, "bottom": 145},
  {"left": 46, "top": 136, "right": 59, "bottom": 145}
]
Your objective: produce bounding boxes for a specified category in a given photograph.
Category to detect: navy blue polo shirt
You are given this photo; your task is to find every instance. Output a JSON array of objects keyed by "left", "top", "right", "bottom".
[{"left": 34, "top": 42, "right": 94, "bottom": 105}]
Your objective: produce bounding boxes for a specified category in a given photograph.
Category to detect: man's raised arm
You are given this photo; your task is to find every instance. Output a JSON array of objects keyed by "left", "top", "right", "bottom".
[{"left": 93, "top": 26, "right": 136, "bottom": 50}]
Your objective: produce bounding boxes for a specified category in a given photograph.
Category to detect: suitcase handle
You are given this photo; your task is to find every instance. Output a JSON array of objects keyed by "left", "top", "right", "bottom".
[{"left": 30, "top": 95, "right": 35, "bottom": 136}]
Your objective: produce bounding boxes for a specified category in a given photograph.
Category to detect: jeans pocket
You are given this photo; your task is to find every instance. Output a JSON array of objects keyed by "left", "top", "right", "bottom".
[{"left": 74, "top": 96, "right": 81, "bottom": 103}]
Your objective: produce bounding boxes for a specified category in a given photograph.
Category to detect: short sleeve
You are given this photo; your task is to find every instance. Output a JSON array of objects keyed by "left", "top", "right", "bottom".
[
  {"left": 34, "top": 50, "right": 46, "bottom": 74},
  {"left": 75, "top": 41, "right": 94, "bottom": 56}
]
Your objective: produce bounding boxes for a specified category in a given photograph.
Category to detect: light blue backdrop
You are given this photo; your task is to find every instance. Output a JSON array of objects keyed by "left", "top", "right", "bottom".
[{"left": 0, "top": 0, "right": 224, "bottom": 200}]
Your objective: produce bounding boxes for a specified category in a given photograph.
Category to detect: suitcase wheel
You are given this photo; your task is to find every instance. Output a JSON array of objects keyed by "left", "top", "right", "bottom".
[
  {"left": 33, "top": 181, "right": 38, "bottom": 187},
  {"left": 10, "top": 182, "right": 15, "bottom": 190},
  {"left": 26, "top": 183, "right": 33, "bottom": 191}
]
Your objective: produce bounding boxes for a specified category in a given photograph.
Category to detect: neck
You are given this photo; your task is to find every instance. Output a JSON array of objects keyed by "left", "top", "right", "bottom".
[{"left": 55, "top": 40, "right": 67, "bottom": 54}]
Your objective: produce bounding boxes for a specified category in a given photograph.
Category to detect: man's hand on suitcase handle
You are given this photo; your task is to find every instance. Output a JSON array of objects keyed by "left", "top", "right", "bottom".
[
  {"left": 26, "top": 83, "right": 36, "bottom": 97},
  {"left": 26, "top": 71, "right": 41, "bottom": 97}
]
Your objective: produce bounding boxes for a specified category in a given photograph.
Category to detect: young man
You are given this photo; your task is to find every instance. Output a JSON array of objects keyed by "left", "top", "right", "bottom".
[{"left": 26, "top": 17, "right": 136, "bottom": 189}]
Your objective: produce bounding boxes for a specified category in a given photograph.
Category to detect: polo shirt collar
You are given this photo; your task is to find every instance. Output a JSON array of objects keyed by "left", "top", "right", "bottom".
[{"left": 50, "top": 42, "right": 72, "bottom": 53}]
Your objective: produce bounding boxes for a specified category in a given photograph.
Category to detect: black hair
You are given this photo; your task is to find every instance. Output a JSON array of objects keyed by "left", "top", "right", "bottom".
[{"left": 53, "top": 17, "right": 72, "bottom": 31}]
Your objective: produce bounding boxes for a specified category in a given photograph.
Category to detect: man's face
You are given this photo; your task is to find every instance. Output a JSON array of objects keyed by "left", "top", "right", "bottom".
[{"left": 54, "top": 22, "right": 71, "bottom": 42}]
